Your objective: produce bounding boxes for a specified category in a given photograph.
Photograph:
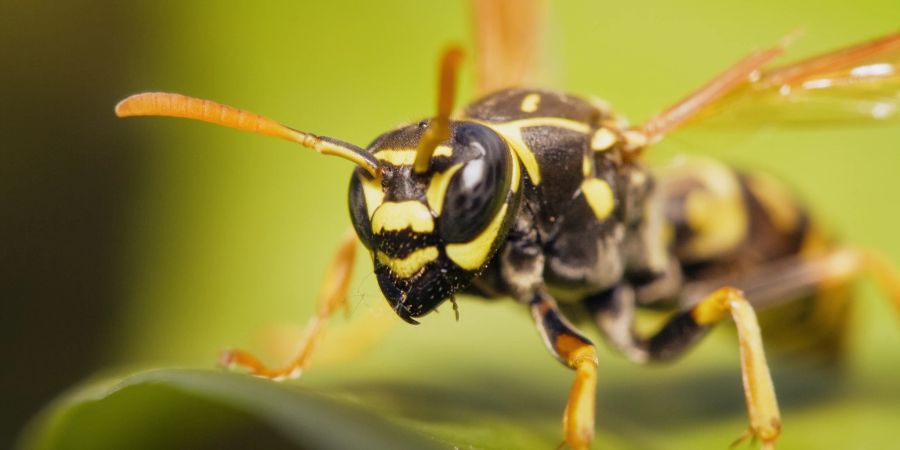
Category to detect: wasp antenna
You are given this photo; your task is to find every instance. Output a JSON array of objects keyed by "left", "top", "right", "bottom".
[
  {"left": 115, "top": 92, "right": 380, "bottom": 177},
  {"left": 414, "top": 46, "right": 465, "bottom": 173}
]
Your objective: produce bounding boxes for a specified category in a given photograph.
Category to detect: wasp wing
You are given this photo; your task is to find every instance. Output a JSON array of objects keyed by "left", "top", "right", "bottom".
[
  {"left": 686, "top": 32, "right": 900, "bottom": 130},
  {"left": 470, "top": 0, "right": 543, "bottom": 95}
]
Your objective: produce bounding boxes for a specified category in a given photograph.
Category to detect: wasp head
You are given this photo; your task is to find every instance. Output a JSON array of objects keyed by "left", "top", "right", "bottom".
[{"left": 348, "top": 120, "right": 521, "bottom": 323}]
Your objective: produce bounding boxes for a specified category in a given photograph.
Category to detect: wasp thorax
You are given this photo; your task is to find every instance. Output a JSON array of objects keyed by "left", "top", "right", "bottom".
[{"left": 347, "top": 120, "right": 519, "bottom": 323}]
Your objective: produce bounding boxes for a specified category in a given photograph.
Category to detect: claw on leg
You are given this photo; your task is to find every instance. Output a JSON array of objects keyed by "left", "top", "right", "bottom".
[
  {"left": 219, "top": 230, "right": 358, "bottom": 381},
  {"left": 693, "top": 287, "right": 781, "bottom": 448}
]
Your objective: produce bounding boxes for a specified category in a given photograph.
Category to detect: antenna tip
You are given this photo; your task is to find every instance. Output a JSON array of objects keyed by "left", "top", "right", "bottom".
[{"left": 114, "top": 95, "right": 136, "bottom": 118}]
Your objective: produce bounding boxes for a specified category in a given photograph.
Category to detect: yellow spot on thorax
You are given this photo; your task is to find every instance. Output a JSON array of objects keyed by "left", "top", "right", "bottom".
[
  {"left": 581, "top": 178, "right": 616, "bottom": 220},
  {"left": 371, "top": 201, "right": 434, "bottom": 233},
  {"left": 446, "top": 203, "right": 509, "bottom": 270},
  {"left": 377, "top": 246, "right": 439, "bottom": 278},
  {"left": 472, "top": 117, "right": 591, "bottom": 185},
  {"left": 590, "top": 128, "right": 617, "bottom": 151},
  {"left": 520, "top": 93, "right": 541, "bottom": 113},
  {"left": 622, "top": 130, "right": 648, "bottom": 151}
]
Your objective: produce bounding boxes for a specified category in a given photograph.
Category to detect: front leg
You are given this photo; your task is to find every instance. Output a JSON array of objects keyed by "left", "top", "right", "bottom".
[
  {"left": 219, "top": 229, "right": 359, "bottom": 380},
  {"left": 500, "top": 231, "right": 598, "bottom": 450},
  {"left": 530, "top": 289, "right": 598, "bottom": 450}
]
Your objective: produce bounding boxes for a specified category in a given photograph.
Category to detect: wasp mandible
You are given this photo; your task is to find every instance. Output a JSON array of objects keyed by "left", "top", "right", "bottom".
[{"left": 115, "top": 1, "right": 900, "bottom": 448}]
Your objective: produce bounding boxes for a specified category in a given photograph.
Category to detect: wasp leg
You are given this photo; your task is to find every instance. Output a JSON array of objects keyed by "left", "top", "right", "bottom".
[
  {"left": 219, "top": 229, "right": 358, "bottom": 381},
  {"left": 530, "top": 290, "right": 598, "bottom": 450},
  {"left": 678, "top": 247, "right": 900, "bottom": 317},
  {"left": 588, "top": 248, "right": 899, "bottom": 447},
  {"left": 689, "top": 287, "right": 781, "bottom": 449},
  {"left": 590, "top": 285, "right": 780, "bottom": 448},
  {"left": 855, "top": 248, "right": 900, "bottom": 319},
  {"left": 500, "top": 224, "right": 598, "bottom": 450}
]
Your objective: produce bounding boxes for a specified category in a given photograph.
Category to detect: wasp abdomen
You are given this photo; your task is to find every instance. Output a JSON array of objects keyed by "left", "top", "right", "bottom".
[
  {"left": 660, "top": 157, "right": 811, "bottom": 276},
  {"left": 659, "top": 157, "right": 850, "bottom": 363}
]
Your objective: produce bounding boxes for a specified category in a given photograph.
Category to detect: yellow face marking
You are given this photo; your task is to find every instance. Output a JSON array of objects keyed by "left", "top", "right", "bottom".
[
  {"left": 426, "top": 163, "right": 464, "bottom": 215},
  {"left": 375, "top": 149, "right": 416, "bottom": 166},
  {"left": 622, "top": 130, "right": 648, "bottom": 151},
  {"left": 377, "top": 246, "right": 439, "bottom": 278},
  {"left": 371, "top": 201, "right": 434, "bottom": 233},
  {"left": 581, "top": 178, "right": 615, "bottom": 220},
  {"left": 433, "top": 145, "right": 453, "bottom": 158},
  {"left": 520, "top": 93, "right": 541, "bottom": 113},
  {"left": 590, "top": 128, "right": 617, "bottom": 151},
  {"left": 375, "top": 146, "right": 452, "bottom": 167},
  {"left": 359, "top": 176, "right": 384, "bottom": 217},
  {"left": 474, "top": 117, "right": 591, "bottom": 185},
  {"left": 446, "top": 203, "right": 509, "bottom": 270},
  {"left": 509, "top": 147, "right": 521, "bottom": 193}
]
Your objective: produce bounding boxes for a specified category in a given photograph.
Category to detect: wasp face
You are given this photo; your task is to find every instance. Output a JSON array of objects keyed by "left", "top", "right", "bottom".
[{"left": 348, "top": 120, "right": 520, "bottom": 323}]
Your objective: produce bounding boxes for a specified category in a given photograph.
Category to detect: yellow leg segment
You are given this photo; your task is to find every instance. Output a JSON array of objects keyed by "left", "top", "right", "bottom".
[
  {"left": 813, "top": 247, "right": 900, "bottom": 321},
  {"left": 550, "top": 335, "right": 598, "bottom": 450},
  {"left": 530, "top": 293, "right": 599, "bottom": 450},
  {"left": 219, "top": 229, "right": 358, "bottom": 381},
  {"left": 854, "top": 248, "right": 900, "bottom": 319},
  {"left": 564, "top": 344, "right": 598, "bottom": 450},
  {"left": 692, "top": 287, "right": 781, "bottom": 449}
]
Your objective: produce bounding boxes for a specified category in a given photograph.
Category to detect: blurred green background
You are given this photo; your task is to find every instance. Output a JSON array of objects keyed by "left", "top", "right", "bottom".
[{"left": 4, "top": 0, "right": 899, "bottom": 448}]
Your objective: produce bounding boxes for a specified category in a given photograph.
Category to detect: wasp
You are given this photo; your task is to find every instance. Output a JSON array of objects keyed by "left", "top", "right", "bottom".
[{"left": 114, "top": 1, "right": 900, "bottom": 448}]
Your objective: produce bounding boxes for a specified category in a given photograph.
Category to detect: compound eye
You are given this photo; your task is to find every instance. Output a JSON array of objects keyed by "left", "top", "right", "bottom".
[
  {"left": 348, "top": 171, "right": 379, "bottom": 248},
  {"left": 438, "top": 123, "right": 511, "bottom": 243}
]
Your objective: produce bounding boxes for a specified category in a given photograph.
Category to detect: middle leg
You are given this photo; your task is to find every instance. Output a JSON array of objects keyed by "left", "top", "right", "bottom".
[{"left": 589, "top": 284, "right": 781, "bottom": 448}]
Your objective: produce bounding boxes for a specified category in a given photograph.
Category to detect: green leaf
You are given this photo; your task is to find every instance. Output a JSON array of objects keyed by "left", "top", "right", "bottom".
[
  {"left": 20, "top": 369, "right": 444, "bottom": 450},
  {"left": 19, "top": 329, "right": 900, "bottom": 450}
]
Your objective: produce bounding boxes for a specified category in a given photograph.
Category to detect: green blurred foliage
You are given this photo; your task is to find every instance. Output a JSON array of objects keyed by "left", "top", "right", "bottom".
[{"left": 7, "top": 0, "right": 900, "bottom": 449}]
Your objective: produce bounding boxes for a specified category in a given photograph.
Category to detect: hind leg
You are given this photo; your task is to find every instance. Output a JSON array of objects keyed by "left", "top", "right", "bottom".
[
  {"left": 677, "top": 247, "right": 900, "bottom": 318},
  {"left": 589, "top": 247, "right": 900, "bottom": 448}
]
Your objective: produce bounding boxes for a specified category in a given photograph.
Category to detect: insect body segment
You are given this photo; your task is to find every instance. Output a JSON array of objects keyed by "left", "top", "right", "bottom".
[
  {"left": 349, "top": 119, "right": 523, "bottom": 323},
  {"left": 116, "top": 21, "right": 900, "bottom": 450}
]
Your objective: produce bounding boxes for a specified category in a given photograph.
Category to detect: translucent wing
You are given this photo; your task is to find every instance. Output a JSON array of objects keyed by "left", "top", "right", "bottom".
[
  {"left": 470, "top": 0, "right": 543, "bottom": 95},
  {"left": 689, "top": 32, "right": 900, "bottom": 129}
]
